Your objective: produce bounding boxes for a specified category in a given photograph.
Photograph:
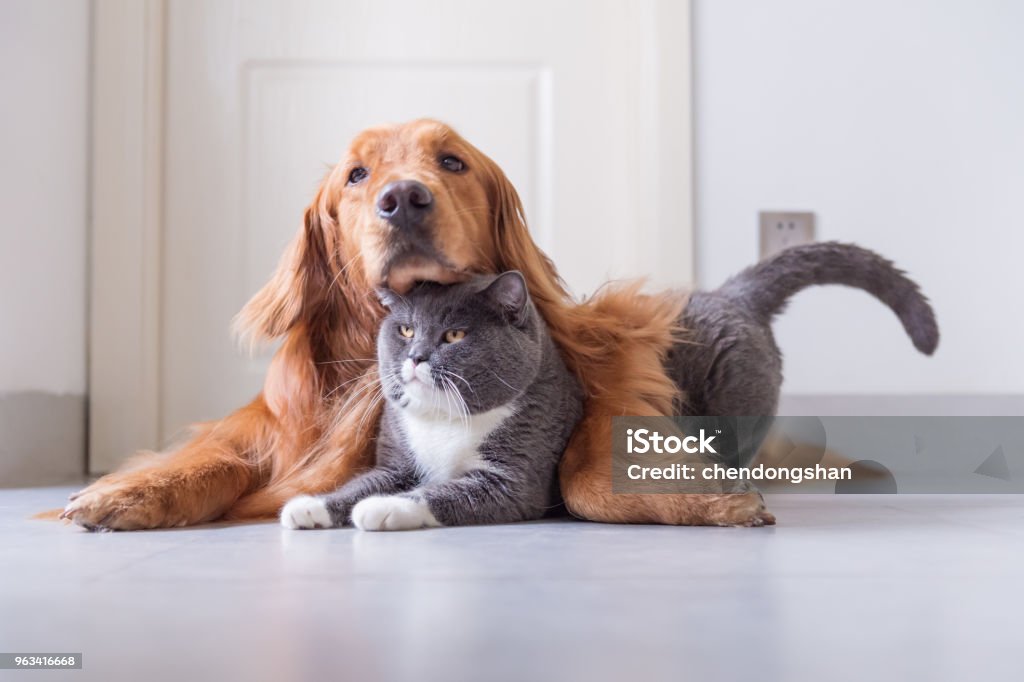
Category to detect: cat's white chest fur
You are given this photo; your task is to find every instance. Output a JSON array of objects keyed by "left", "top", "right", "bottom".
[{"left": 397, "top": 404, "right": 514, "bottom": 484}]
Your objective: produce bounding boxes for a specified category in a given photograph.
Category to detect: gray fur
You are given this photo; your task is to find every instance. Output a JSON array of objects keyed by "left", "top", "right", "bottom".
[
  {"left": 318, "top": 271, "right": 584, "bottom": 527},
  {"left": 667, "top": 242, "right": 940, "bottom": 417}
]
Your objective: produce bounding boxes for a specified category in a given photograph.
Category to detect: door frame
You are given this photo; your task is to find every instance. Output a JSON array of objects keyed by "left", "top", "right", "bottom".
[
  {"left": 89, "top": 0, "right": 165, "bottom": 473},
  {"left": 88, "top": 0, "right": 694, "bottom": 473}
]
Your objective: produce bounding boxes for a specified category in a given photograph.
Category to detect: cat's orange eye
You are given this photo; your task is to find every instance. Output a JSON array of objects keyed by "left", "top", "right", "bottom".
[
  {"left": 399, "top": 324, "right": 415, "bottom": 338},
  {"left": 444, "top": 329, "right": 466, "bottom": 344}
]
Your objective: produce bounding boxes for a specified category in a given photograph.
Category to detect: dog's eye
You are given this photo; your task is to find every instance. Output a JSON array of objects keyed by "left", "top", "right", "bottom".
[
  {"left": 347, "top": 167, "right": 368, "bottom": 185},
  {"left": 439, "top": 155, "right": 466, "bottom": 173},
  {"left": 399, "top": 324, "right": 415, "bottom": 339},
  {"left": 444, "top": 329, "right": 466, "bottom": 344}
]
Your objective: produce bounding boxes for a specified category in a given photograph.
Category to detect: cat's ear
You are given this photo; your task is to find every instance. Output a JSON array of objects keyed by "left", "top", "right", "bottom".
[
  {"left": 375, "top": 287, "right": 400, "bottom": 310},
  {"left": 483, "top": 271, "right": 529, "bottom": 323}
]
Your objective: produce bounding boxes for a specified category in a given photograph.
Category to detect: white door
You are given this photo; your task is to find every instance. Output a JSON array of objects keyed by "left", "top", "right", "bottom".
[{"left": 90, "top": 0, "right": 693, "bottom": 471}]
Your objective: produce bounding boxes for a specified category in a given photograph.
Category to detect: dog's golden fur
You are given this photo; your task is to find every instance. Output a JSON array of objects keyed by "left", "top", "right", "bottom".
[{"left": 62, "top": 119, "right": 772, "bottom": 530}]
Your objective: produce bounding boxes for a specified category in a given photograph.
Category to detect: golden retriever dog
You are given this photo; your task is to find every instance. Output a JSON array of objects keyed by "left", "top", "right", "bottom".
[{"left": 62, "top": 119, "right": 773, "bottom": 530}]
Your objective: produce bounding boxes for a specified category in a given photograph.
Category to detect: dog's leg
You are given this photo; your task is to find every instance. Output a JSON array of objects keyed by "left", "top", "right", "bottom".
[
  {"left": 61, "top": 397, "right": 275, "bottom": 530},
  {"left": 560, "top": 402, "right": 776, "bottom": 527}
]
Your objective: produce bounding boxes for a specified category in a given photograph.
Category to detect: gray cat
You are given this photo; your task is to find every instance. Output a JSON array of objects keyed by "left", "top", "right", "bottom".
[
  {"left": 280, "top": 271, "right": 583, "bottom": 531},
  {"left": 668, "top": 241, "right": 939, "bottom": 418}
]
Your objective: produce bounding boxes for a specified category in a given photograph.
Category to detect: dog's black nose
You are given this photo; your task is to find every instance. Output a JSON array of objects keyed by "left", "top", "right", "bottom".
[{"left": 376, "top": 180, "right": 433, "bottom": 228}]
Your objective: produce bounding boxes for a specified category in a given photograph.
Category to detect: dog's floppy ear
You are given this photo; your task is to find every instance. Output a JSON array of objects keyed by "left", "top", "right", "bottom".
[
  {"left": 478, "top": 152, "right": 569, "bottom": 312},
  {"left": 234, "top": 173, "right": 343, "bottom": 348}
]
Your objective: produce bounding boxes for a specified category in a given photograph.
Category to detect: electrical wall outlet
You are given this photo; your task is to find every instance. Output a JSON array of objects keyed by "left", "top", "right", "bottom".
[{"left": 759, "top": 211, "right": 816, "bottom": 260}]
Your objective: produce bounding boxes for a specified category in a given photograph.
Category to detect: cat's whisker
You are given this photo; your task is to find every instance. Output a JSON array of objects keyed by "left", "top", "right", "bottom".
[
  {"left": 324, "top": 370, "right": 381, "bottom": 398},
  {"left": 356, "top": 386, "right": 388, "bottom": 436},
  {"left": 375, "top": 371, "right": 402, "bottom": 399},
  {"left": 441, "top": 375, "right": 470, "bottom": 433},
  {"left": 443, "top": 369, "right": 477, "bottom": 399},
  {"left": 328, "top": 373, "right": 377, "bottom": 402},
  {"left": 317, "top": 358, "right": 377, "bottom": 365},
  {"left": 438, "top": 371, "right": 473, "bottom": 433},
  {"left": 434, "top": 374, "right": 446, "bottom": 417},
  {"left": 455, "top": 381, "right": 471, "bottom": 432},
  {"left": 451, "top": 383, "right": 469, "bottom": 432},
  {"left": 420, "top": 373, "right": 438, "bottom": 416},
  {"left": 334, "top": 371, "right": 386, "bottom": 404},
  {"left": 447, "top": 375, "right": 471, "bottom": 428},
  {"left": 440, "top": 376, "right": 457, "bottom": 425},
  {"left": 486, "top": 367, "right": 522, "bottom": 394},
  {"left": 329, "top": 250, "right": 364, "bottom": 294},
  {"left": 364, "top": 371, "right": 397, "bottom": 408}
]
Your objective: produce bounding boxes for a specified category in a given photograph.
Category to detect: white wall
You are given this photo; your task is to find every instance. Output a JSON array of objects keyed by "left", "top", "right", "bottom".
[
  {"left": 0, "top": 0, "right": 89, "bottom": 484},
  {"left": 693, "top": 0, "right": 1024, "bottom": 394},
  {"left": 0, "top": 0, "right": 90, "bottom": 396}
]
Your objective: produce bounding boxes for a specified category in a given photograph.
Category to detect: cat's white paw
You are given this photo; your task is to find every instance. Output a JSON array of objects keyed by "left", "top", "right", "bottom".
[
  {"left": 351, "top": 495, "right": 440, "bottom": 532},
  {"left": 280, "top": 495, "right": 333, "bottom": 529}
]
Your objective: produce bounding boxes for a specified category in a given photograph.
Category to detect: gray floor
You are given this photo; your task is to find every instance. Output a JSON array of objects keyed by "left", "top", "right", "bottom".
[{"left": 2, "top": 487, "right": 1023, "bottom": 682}]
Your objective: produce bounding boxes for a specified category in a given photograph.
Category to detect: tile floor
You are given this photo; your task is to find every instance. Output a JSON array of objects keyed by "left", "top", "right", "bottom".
[{"left": 2, "top": 487, "right": 1023, "bottom": 682}]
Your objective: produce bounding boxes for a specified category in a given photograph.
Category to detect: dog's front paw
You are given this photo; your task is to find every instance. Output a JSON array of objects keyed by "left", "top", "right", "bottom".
[
  {"left": 62, "top": 475, "right": 172, "bottom": 530},
  {"left": 740, "top": 507, "right": 777, "bottom": 527},
  {"left": 722, "top": 491, "right": 777, "bottom": 527},
  {"left": 351, "top": 495, "right": 440, "bottom": 532},
  {"left": 280, "top": 495, "right": 333, "bottom": 529}
]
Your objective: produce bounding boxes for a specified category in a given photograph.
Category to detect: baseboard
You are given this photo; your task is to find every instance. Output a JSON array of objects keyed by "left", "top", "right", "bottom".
[
  {"left": 0, "top": 391, "right": 86, "bottom": 487},
  {"left": 779, "top": 394, "right": 1024, "bottom": 416}
]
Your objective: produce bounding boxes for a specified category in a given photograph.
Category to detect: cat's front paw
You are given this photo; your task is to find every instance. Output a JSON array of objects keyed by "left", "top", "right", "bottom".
[
  {"left": 280, "top": 495, "right": 334, "bottom": 530},
  {"left": 351, "top": 495, "right": 440, "bottom": 532}
]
